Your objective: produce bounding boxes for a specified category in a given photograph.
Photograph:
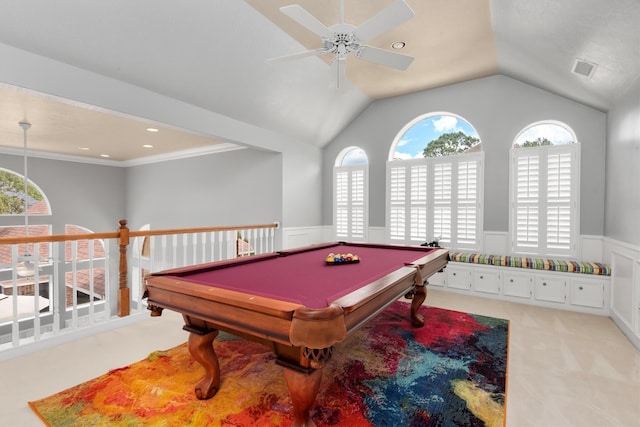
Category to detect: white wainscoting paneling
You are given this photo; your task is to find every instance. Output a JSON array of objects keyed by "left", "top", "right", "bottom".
[
  {"left": 483, "top": 232, "right": 508, "bottom": 254},
  {"left": 281, "top": 226, "right": 327, "bottom": 250},
  {"left": 604, "top": 237, "right": 640, "bottom": 350},
  {"left": 580, "top": 235, "right": 605, "bottom": 262}
]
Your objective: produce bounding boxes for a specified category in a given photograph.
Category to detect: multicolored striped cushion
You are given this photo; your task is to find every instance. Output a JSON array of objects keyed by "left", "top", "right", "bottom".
[{"left": 448, "top": 252, "right": 611, "bottom": 276}]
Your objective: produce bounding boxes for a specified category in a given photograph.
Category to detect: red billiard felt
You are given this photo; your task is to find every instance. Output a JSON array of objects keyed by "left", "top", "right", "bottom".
[{"left": 170, "top": 244, "right": 435, "bottom": 309}]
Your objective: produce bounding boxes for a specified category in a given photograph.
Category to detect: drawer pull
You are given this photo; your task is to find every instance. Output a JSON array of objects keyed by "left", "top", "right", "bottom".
[
  {"left": 510, "top": 279, "right": 514, "bottom": 283},
  {"left": 579, "top": 286, "right": 583, "bottom": 290},
  {"left": 542, "top": 282, "right": 547, "bottom": 286},
  {"left": 480, "top": 275, "right": 484, "bottom": 279}
]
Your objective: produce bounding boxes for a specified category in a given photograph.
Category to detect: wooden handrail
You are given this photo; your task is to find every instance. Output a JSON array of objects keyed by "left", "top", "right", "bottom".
[
  {"left": 0, "top": 223, "right": 279, "bottom": 244},
  {"left": 0, "top": 220, "right": 279, "bottom": 318},
  {"left": 0, "top": 232, "right": 118, "bottom": 245}
]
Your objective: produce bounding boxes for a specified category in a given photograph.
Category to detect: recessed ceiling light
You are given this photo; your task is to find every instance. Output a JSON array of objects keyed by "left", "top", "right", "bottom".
[
  {"left": 391, "top": 41, "right": 406, "bottom": 49},
  {"left": 143, "top": 144, "right": 153, "bottom": 148},
  {"left": 78, "top": 147, "right": 89, "bottom": 151},
  {"left": 100, "top": 154, "right": 110, "bottom": 158},
  {"left": 146, "top": 127, "right": 159, "bottom": 132}
]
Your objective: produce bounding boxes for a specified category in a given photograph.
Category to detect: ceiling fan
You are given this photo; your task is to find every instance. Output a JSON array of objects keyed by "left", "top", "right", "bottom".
[{"left": 268, "top": 0, "right": 415, "bottom": 88}]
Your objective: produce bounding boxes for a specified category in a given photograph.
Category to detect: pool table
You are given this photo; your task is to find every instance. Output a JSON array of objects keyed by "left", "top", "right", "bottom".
[{"left": 144, "top": 241, "right": 448, "bottom": 427}]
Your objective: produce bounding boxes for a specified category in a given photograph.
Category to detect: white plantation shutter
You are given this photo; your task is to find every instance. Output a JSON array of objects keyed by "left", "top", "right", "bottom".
[
  {"left": 515, "top": 156, "right": 540, "bottom": 248},
  {"left": 351, "top": 169, "right": 365, "bottom": 237},
  {"left": 335, "top": 171, "right": 349, "bottom": 237},
  {"left": 387, "top": 152, "right": 482, "bottom": 249},
  {"left": 547, "top": 152, "right": 572, "bottom": 249},
  {"left": 410, "top": 164, "right": 428, "bottom": 242},
  {"left": 432, "top": 161, "right": 452, "bottom": 244},
  {"left": 334, "top": 165, "right": 368, "bottom": 241},
  {"left": 388, "top": 164, "right": 407, "bottom": 241},
  {"left": 457, "top": 160, "right": 478, "bottom": 245},
  {"left": 510, "top": 144, "right": 579, "bottom": 256}
]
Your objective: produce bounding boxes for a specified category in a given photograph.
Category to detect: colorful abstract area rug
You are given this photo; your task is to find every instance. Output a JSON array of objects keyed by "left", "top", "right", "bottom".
[{"left": 29, "top": 302, "right": 509, "bottom": 427}]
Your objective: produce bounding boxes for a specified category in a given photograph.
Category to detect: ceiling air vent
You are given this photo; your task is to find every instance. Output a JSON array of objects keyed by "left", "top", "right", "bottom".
[{"left": 572, "top": 59, "right": 598, "bottom": 78}]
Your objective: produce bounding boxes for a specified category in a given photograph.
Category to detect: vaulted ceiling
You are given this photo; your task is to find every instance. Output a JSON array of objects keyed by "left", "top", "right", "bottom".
[{"left": 0, "top": 0, "right": 638, "bottom": 163}]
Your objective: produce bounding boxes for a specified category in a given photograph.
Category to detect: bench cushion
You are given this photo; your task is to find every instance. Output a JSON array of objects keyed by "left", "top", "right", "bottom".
[{"left": 449, "top": 252, "right": 611, "bottom": 276}]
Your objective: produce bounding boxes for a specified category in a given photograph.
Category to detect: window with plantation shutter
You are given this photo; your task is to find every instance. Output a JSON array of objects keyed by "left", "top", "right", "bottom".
[
  {"left": 386, "top": 152, "right": 483, "bottom": 249},
  {"left": 510, "top": 143, "right": 579, "bottom": 257},
  {"left": 388, "top": 113, "right": 483, "bottom": 249},
  {"left": 334, "top": 164, "right": 368, "bottom": 241}
]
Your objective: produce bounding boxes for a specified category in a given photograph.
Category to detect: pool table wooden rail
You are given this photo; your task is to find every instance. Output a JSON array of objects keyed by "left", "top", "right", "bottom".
[{"left": 144, "top": 275, "right": 304, "bottom": 347}]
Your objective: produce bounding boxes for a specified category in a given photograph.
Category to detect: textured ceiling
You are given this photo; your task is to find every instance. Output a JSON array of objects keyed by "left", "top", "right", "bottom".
[{"left": 0, "top": 0, "right": 637, "bottom": 163}]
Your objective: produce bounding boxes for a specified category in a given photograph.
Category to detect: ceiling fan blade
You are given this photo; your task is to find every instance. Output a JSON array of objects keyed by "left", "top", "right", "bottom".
[
  {"left": 267, "top": 48, "right": 327, "bottom": 63},
  {"left": 357, "top": 45, "right": 414, "bottom": 70},
  {"left": 280, "top": 4, "right": 333, "bottom": 38},
  {"left": 354, "top": 0, "right": 415, "bottom": 42}
]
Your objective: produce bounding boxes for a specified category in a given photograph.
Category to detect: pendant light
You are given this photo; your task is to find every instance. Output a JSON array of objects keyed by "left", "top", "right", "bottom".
[{"left": 16, "top": 121, "right": 35, "bottom": 277}]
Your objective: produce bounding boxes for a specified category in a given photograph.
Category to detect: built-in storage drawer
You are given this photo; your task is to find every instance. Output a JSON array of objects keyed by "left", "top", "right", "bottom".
[
  {"left": 503, "top": 272, "right": 532, "bottom": 299},
  {"left": 473, "top": 269, "right": 501, "bottom": 294},
  {"left": 447, "top": 266, "right": 471, "bottom": 290},
  {"left": 569, "top": 279, "right": 605, "bottom": 308},
  {"left": 428, "top": 270, "right": 447, "bottom": 287},
  {"left": 534, "top": 276, "right": 566, "bottom": 303}
]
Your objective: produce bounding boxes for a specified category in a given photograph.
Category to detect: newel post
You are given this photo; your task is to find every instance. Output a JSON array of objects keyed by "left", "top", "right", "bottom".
[{"left": 118, "top": 219, "right": 131, "bottom": 317}]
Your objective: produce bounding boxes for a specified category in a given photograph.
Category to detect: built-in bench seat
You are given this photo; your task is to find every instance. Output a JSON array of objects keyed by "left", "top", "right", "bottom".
[
  {"left": 430, "top": 251, "right": 611, "bottom": 315},
  {"left": 448, "top": 251, "right": 611, "bottom": 276}
]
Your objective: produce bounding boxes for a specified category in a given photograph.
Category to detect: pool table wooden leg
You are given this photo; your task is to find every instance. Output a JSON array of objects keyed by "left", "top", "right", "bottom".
[
  {"left": 410, "top": 283, "right": 427, "bottom": 327},
  {"left": 187, "top": 330, "right": 220, "bottom": 400},
  {"left": 284, "top": 367, "right": 323, "bottom": 427}
]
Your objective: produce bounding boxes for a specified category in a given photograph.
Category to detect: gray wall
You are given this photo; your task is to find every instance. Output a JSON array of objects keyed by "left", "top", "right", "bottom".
[
  {"left": 125, "top": 148, "right": 282, "bottom": 231},
  {"left": 604, "top": 77, "right": 640, "bottom": 245},
  {"left": 0, "top": 147, "right": 282, "bottom": 237},
  {"left": 322, "top": 75, "right": 607, "bottom": 236}
]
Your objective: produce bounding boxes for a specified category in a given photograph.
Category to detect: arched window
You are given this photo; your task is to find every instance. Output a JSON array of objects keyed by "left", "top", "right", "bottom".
[
  {"left": 387, "top": 113, "right": 483, "bottom": 249},
  {"left": 0, "top": 168, "right": 52, "bottom": 273},
  {"left": 509, "top": 121, "right": 580, "bottom": 257},
  {"left": 0, "top": 167, "right": 51, "bottom": 218},
  {"left": 334, "top": 147, "right": 369, "bottom": 241}
]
